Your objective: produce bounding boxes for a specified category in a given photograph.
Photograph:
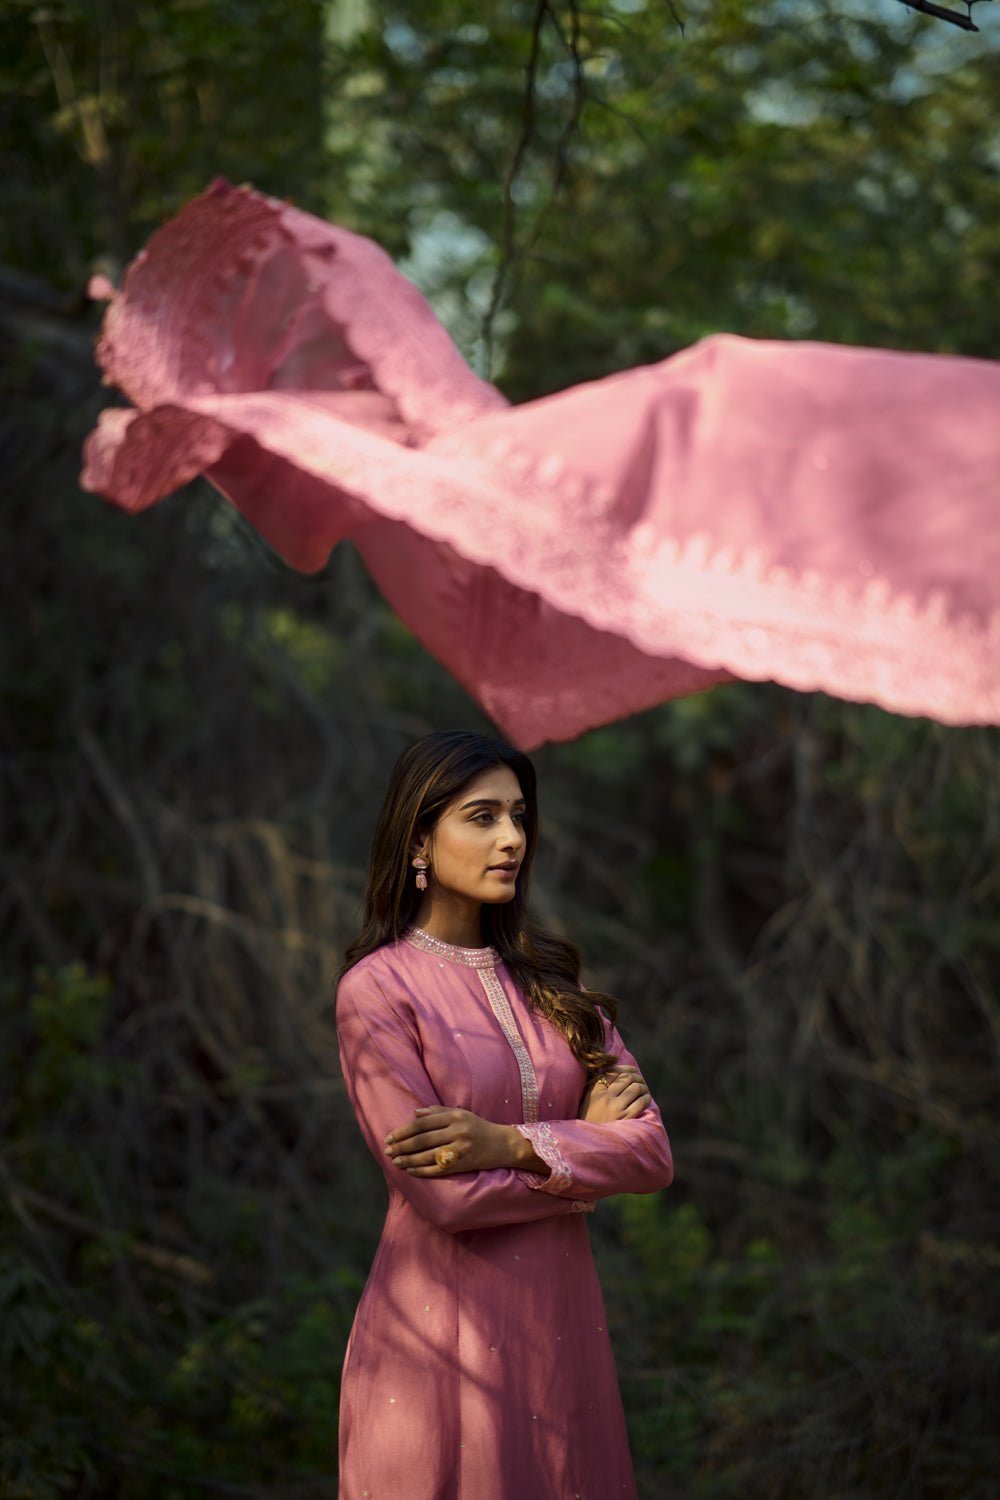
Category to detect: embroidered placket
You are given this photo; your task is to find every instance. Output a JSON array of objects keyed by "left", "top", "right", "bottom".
[
  {"left": 404, "top": 927, "right": 540, "bottom": 1124},
  {"left": 475, "top": 965, "right": 539, "bottom": 1125}
]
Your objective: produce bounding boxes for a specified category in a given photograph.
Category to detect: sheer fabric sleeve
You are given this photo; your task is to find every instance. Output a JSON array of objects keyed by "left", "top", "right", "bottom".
[
  {"left": 515, "top": 1025, "right": 674, "bottom": 1201},
  {"left": 336, "top": 964, "right": 593, "bottom": 1233}
]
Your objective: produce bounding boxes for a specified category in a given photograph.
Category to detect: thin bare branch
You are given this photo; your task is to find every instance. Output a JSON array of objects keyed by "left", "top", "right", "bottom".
[
  {"left": 897, "top": 0, "right": 980, "bottom": 29},
  {"left": 0, "top": 1169, "right": 216, "bottom": 1286},
  {"left": 482, "top": 2, "right": 588, "bottom": 374},
  {"left": 74, "top": 716, "right": 163, "bottom": 903},
  {"left": 482, "top": 1, "right": 547, "bottom": 373}
]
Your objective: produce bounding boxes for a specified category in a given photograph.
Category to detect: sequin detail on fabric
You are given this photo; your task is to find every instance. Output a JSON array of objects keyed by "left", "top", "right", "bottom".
[
  {"left": 476, "top": 964, "right": 540, "bottom": 1126},
  {"left": 403, "top": 925, "right": 499, "bottom": 971},
  {"left": 403, "top": 927, "right": 541, "bottom": 1125}
]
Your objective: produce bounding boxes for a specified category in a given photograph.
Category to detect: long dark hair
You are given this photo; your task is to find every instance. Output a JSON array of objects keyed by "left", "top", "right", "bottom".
[{"left": 341, "top": 729, "right": 619, "bottom": 1075}]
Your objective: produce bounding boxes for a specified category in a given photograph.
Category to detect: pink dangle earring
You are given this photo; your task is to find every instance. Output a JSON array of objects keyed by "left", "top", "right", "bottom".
[{"left": 411, "top": 856, "right": 428, "bottom": 892}]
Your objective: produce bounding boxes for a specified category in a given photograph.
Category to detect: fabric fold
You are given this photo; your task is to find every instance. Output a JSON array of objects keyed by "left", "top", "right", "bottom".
[{"left": 82, "top": 179, "right": 1000, "bottom": 745}]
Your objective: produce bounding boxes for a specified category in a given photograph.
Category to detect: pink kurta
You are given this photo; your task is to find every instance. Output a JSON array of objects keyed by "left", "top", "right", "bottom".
[{"left": 335, "top": 928, "right": 674, "bottom": 1500}]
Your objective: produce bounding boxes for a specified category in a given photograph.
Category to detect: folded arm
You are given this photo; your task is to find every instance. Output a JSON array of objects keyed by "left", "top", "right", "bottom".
[
  {"left": 336, "top": 966, "right": 593, "bottom": 1233},
  {"left": 515, "top": 1026, "right": 674, "bottom": 1200}
]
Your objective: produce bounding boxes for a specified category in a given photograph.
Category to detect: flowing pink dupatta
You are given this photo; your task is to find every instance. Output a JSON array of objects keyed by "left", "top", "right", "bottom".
[{"left": 82, "top": 181, "right": 1000, "bottom": 747}]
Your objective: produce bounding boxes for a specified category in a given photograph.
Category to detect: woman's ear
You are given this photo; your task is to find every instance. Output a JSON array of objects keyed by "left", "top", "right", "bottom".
[{"left": 409, "top": 826, "right": 429, "bottom": 861}]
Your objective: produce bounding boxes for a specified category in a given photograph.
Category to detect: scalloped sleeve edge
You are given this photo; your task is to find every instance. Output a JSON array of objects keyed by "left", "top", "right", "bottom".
[{"left": 515, "top": 1122, "right": 593, "bottom": 1211}]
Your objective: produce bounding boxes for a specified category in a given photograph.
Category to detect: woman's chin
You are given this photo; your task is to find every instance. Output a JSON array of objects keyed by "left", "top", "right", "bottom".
[{"left": 482, "top": 885, "right": 518, "bottom": 905}]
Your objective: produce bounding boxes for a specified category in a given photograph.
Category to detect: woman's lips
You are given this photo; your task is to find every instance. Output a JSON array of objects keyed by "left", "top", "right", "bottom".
[{"left": 489, "top": 864, "right": 519, "bottom": 881}]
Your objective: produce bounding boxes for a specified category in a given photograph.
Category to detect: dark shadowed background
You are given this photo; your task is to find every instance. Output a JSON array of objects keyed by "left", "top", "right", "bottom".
[{"left": 3, "top": 2, "right": 1000, "bottom": 1495}]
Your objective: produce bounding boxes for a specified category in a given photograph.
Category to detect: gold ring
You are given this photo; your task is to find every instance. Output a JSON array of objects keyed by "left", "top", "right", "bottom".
[
  {"left": 434, "top": 1145, "right": 458, "bottom": 1168},
  {"left": 595, "top": 1075, "right": 610, "bottom": 1089}
]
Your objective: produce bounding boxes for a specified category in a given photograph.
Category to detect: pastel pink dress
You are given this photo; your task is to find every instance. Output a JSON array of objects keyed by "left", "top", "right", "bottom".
[
  {"left": 82, "top": 180, "right": 1000, "bottom": 744},
  {"left": 335, "top": 927, "right": 674, "bottom": 1500}
]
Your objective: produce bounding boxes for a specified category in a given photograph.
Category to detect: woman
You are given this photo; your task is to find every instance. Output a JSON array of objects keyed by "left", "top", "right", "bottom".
[{"left": 336, "top": 729, "right": 674, "bottom": 1500}]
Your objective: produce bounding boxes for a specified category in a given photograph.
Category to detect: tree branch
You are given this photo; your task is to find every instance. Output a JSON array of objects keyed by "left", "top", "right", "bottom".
[
  {"left": 897, "top": 0, "right": 982, "bottom": 30},
  {"left": 482, "top": 1, "right": 546, "bottom": 374},
  {"left": 0, "top": 1167, "right": 216, "bottom": 1286}
]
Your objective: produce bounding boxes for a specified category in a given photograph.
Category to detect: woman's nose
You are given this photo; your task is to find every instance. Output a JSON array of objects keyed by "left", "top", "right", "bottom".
[{"left": 498, "top": 815, "right": 525, "bottom": 849}]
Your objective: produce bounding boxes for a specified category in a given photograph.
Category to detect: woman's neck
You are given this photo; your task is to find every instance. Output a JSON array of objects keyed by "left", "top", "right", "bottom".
[{"left": 413, "top": 895, "right": 484, "bottom": 949}]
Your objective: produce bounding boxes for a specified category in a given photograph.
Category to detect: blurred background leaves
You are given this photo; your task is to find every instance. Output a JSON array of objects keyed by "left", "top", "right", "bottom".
[{"left": 2, "top": 0, "right": 1000, "bottom": 1494}]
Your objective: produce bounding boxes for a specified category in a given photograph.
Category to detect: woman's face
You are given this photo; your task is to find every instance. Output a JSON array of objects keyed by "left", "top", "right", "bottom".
[{"left": 416, "top": 764, "right": 528, "bottom": 917}]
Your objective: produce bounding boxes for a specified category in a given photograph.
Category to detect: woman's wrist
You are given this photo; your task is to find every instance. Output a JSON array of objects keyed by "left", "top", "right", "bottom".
[{"left": 507, "top": 1124, "right": 550, "bottom": 1177}]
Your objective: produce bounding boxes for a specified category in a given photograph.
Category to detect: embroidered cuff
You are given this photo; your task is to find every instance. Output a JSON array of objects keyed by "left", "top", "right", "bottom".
[{"left": 515, "top": 1121, "right": 578, "bottom": 1195}]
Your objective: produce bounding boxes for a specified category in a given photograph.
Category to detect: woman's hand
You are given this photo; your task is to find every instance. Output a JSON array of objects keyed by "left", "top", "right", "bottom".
[
  {"left": 579, "top": 1066, "right": 651, "bottom": 1123},
  {"left": 384, "top": 1107, "right": 548, "bottom": 1177}
]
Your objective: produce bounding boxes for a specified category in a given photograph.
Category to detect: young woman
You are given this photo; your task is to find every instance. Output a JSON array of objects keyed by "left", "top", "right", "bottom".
[{"left": 336, "top": 729, "right": 674, "bottom": 1500}]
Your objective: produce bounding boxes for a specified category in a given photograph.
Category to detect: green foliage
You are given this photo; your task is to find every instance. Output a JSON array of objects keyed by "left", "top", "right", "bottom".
[
  {"left": 0, "top": 0, "right": 327, "bottom": 286},
  {"left": 17, "top": 964, "right": 115, "bottom": 1119},
  {"left": 321, "top": 0, "right": 1000, "bottom": 396},
  {"left": 0, "top": 1258, "right": 102, "bottom": 1499},
  {"left": 0, "top": 1247, "right": 357, "bottom": 1496},
  {"left": 612, "top": 1126, "right": 998, "bottom": 1499},
  {"left": 161, "top": 1273, "right": 355, "bottom": 1466}
]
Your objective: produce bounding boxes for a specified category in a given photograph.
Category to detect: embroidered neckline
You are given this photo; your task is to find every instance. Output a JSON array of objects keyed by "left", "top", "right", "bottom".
[{"left": 403, "top": 925, "right": 500, "bottom": 971}]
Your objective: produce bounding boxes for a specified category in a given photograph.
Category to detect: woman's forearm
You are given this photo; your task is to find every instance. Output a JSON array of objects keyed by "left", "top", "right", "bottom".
[{"left": 384, "top": 1107, "right": 552, "bottom": 1178}]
